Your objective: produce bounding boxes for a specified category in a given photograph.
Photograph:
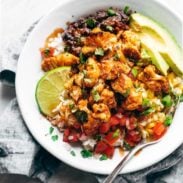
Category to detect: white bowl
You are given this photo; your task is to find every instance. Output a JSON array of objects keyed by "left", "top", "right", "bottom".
[{"left": 16, "top": 0, "right": 183, "bottom": 174}]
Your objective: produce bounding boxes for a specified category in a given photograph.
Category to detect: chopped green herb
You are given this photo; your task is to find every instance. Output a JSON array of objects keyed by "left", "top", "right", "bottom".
[
  {"left": 86, "top": 18, "right": 96, "bottom": 28},
  {"left": 44, "top": 48, "right": 50, "bottom": 56},
  {"left": 76, "top": 37, "right": 81, "bottom": 44},
  {"left": 64, "top": 45, "right": 70, "bottom": 52},
  {"left": 81, "top": 149, "right": 92, "bottom": 158},
  {"left": 49, "top": 127, "right": 54, "bottom": 134},
  {"left": 162, "top": 95, "right": 173, "bottom": 107},
  {"left": 95, "top": 134, "right": 102, "bottom": 141},
  {"left": 131, "top": 68, "right": 138, "bottom": 77},
  {"left": 142, "top": 98, "right": 150, "bottom": 108},
  {"left": 92, "top": 90, "right": 100, "bottom": 102},
  {"left": 74, "top": 110, "right": 88, "bottom": 123},
  {"left": 100, "top": 154, "right": 108, "bottom": 161},
  {"left": 123, "top": 88, "right": 130, "bottom": 97},
  {"left": 113, "top": 129, "right": 120, "bottom": 138},
  {"left": 69, "top": 103, "right": 75, "bottom": 110},
  {"left": 79, "top": 53, "right": 87, "bottom": 64},
  {"left": 95, "top": 48, "right": 104, "bottom": 56},
  {"left": 51, "top": 135, "right": 58, "bottom": 141},
  {"left": 70, "top": 150, "right": 76, "bottom": 156},
  {"left": 107, "top": 8, "right": 116, "bottom": 16},
  {"left": 124, "top": 6, "right": 130, "bottom": 14},
  {"left": 141, "top": 108, "right": 155, "bottom": 116},
  {"left": 106, "top": 25, "right": 114, "bottom": 32},
  {"left": 164, "top": 115, "right": 173, "bottom": 126},
  {"left": 180, "top": 94, "right": 183, "bottom": 102},
  {"left": 82, "top": 88, "right": 88, "bottom": 99},
  {"left": 124, "top": 141, "right": 133, "bottom": 150},
  {"left": 114, "top": 53, "right": 120, "bottom": 61}
]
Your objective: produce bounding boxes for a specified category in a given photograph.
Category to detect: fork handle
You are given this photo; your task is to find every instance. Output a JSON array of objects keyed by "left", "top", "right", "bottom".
[{"left": 103, "top": 142, "right": 152, "bottom": 183}]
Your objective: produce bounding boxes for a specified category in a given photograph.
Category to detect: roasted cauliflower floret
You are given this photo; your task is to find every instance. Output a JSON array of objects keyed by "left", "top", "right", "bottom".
[
  {"left": 121, "top": 30, "right": 141, "bottom": 60},
  {"left": 92, "top": 103, "right": 111, "bottom": 122},
  {"left": 77, "top": 99, "right": 90, "bottom": 114},
  {"left": 83, "top": 115, "right": 99, "bottom": 136},
  {"left": 83, "top": 58, "right": 100, "bottom": 87},
  {"left": 69, "top": 85, "right": 82, "bottom": 102},
  {"left": 84, "top": 31, "right": 117, "bottom": 50},
  {"left": 41, "top": 52, "right": 79, "bottom": 71},
  {"left": 111, "top": 73, "right": 133, "bottom": 95},
  {"left": 74, "top": 72, "right": 84, "bottom": 87},
  {"left": 138, "top": 65, "right": 170, "bottom": 93},
  {"left": 100, "top": 88, "right": 117, "bottom": 109},
  {"left": 100, "top": 60, "right": 131, "bottom": 80},
  {"left": 122, "top": 89, "right": 143, "bottom": 110}
]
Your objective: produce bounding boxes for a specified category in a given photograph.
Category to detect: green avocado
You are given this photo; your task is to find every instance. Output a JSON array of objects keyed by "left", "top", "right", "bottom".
[{"left": 130, "top": 13, "right": 183, "bottom": 76}]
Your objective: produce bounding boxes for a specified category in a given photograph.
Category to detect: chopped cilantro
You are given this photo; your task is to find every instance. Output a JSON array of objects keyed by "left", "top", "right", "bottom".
[
  {"left": 141, "top": 108, "right": 155, "bottom": 116},
  {"left": 69, "top": 103, "right": 75, "bottom": 110},
  {"left": 74, "top": 110, "right": 88, "bottom": 123},
  {"left": 49, "top": 127, "right": 54, "bottom": 134},
  {"left": 131, "top": 68, "right": 138, "bottom": 77},
  {"left": 124, "top": 6, "right": 130, "bottom": 14},
  {"left": 81, "top": 149, "right": 92, "bottom": 158},
  {"left": 162, "top": 95, "right": 173, "bottom": 107},
  {"left": 51, "top": 135, "right": 58, "bottom": 141},
  {"left": 123, "top": 88, "right": 130, "bottom": 97},
  {"left": 95, "top": 48, "right": 104, "bottom": 56},
  {"left": 123, "top": 141, "right": 133, "bottom": 150},
  {"left": 95, "top": 134, "right": 102, "bottom": 141},
  {"left": 106, "top": 25, "right": 114, "bottom": 32},
  {"left": 107, "top": 8, "right": 116, "bottom": 16},
  {"left": 86, "top": 18, "right": 96, "bottom": 28},
  {"left": 100, "top": 154, "right": 108, "bottom": 161},
  {"left": 79, "top": 53, "right": 87, "bottom": 64},
  {"left": 142, "top": 98, "right": 150, "bottom": 108},
  {"left": 164, "top": 115, "right": 173, "bottom": 126},
  {"left": 113, "top": 129, "right": 120, "bottom": 138},
  {"left": 64, "top": 45, "right": 70, "bottom": 52},
  {"left": 114, "top": 53, "right": 120, "bottom": 61},
  {"left": 44, "top": 48, "right": 50, "bottom": 56},
  {"left": 92, "top": 90, "right": 100, "bottom": 102},
  {"left": 70, "top": 150, "right": 76, "bottom": 156}
]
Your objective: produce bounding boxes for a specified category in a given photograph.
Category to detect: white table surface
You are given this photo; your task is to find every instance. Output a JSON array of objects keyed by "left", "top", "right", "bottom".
[{"left": 0, "top": 0, "right": 183, "bottom": 182}]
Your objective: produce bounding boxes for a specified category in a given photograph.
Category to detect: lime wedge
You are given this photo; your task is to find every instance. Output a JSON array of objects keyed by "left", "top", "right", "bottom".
[{"left": 36, "top": 67, "right": 70, "bottom": 117}]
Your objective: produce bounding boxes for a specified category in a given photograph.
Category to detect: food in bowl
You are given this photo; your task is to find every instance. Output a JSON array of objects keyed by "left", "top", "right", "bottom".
[{"left": 36, "top": 7, "right": 183, "bottom": 159}]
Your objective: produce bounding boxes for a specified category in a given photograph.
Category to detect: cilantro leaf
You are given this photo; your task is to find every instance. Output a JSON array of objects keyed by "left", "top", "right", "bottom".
[
  {"left": 51, "top": 135, "right": 58, "bottom": 141},
  {"left": 81, "top": 149, "right": 92, "bottom": 158}
]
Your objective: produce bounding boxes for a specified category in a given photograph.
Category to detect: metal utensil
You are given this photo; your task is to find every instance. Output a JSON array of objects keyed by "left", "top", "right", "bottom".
[{"left": 103, "top": 96, "right": 181, "bottom": 183}]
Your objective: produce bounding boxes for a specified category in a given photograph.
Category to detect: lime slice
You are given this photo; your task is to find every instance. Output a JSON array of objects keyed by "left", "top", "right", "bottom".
[{"left": 36, "top": 67, "right": 70, "bottom": 117}]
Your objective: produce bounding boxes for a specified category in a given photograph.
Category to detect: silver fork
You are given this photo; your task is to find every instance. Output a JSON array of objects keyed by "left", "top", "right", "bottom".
[{"left": 103, "top": 96, "right": 181, "bottom": 183}]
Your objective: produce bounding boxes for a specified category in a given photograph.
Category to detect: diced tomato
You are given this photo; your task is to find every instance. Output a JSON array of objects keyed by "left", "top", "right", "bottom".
[
  {"left": 126, "top": 116, "right": 137, "bottom": 130},
  {"left": 109, "top": 115, "right": 120, "bottom": 126},
  {"left": 119, "top": 115, "right": 129, "bottom": 126},
  {"left": 95, "top": 141, "right": 108, "bottom": 154},
  {"left": 105, "top": 131, "right": 120, "bottom": 146},
  {"left": 153, "top": 122, "right": 167, "bottom": 140},
  {"left": 125, "top": 130, "right": 141, "bottom": 147},
  {"left": 99, "top": 123, "right": 110, "bottom": 134},
  {"left": 104, "top": 146, "right": 115, "bottom": 157},
  {"left": 63, "top": 129, "right": 70, "bottom": 142},
  {"left": 63, "top": 128, "right": 80, "bottom": 143},
  {"left": 95, "top": 141, "right": 115, "bottom": 158}
]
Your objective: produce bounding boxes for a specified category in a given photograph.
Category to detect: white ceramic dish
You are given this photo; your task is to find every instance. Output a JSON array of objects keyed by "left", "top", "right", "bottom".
[{"left": 16, "top": 0, "right": 183, "bottom": 174}]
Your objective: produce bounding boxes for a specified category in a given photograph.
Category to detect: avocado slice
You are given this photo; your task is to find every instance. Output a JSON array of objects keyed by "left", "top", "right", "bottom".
[
  {"left": 130, "top": 13, "right": 183, "bottom": 76},
  {"left": 141, "top": 39, "right": 169, "bottom": 75}
]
